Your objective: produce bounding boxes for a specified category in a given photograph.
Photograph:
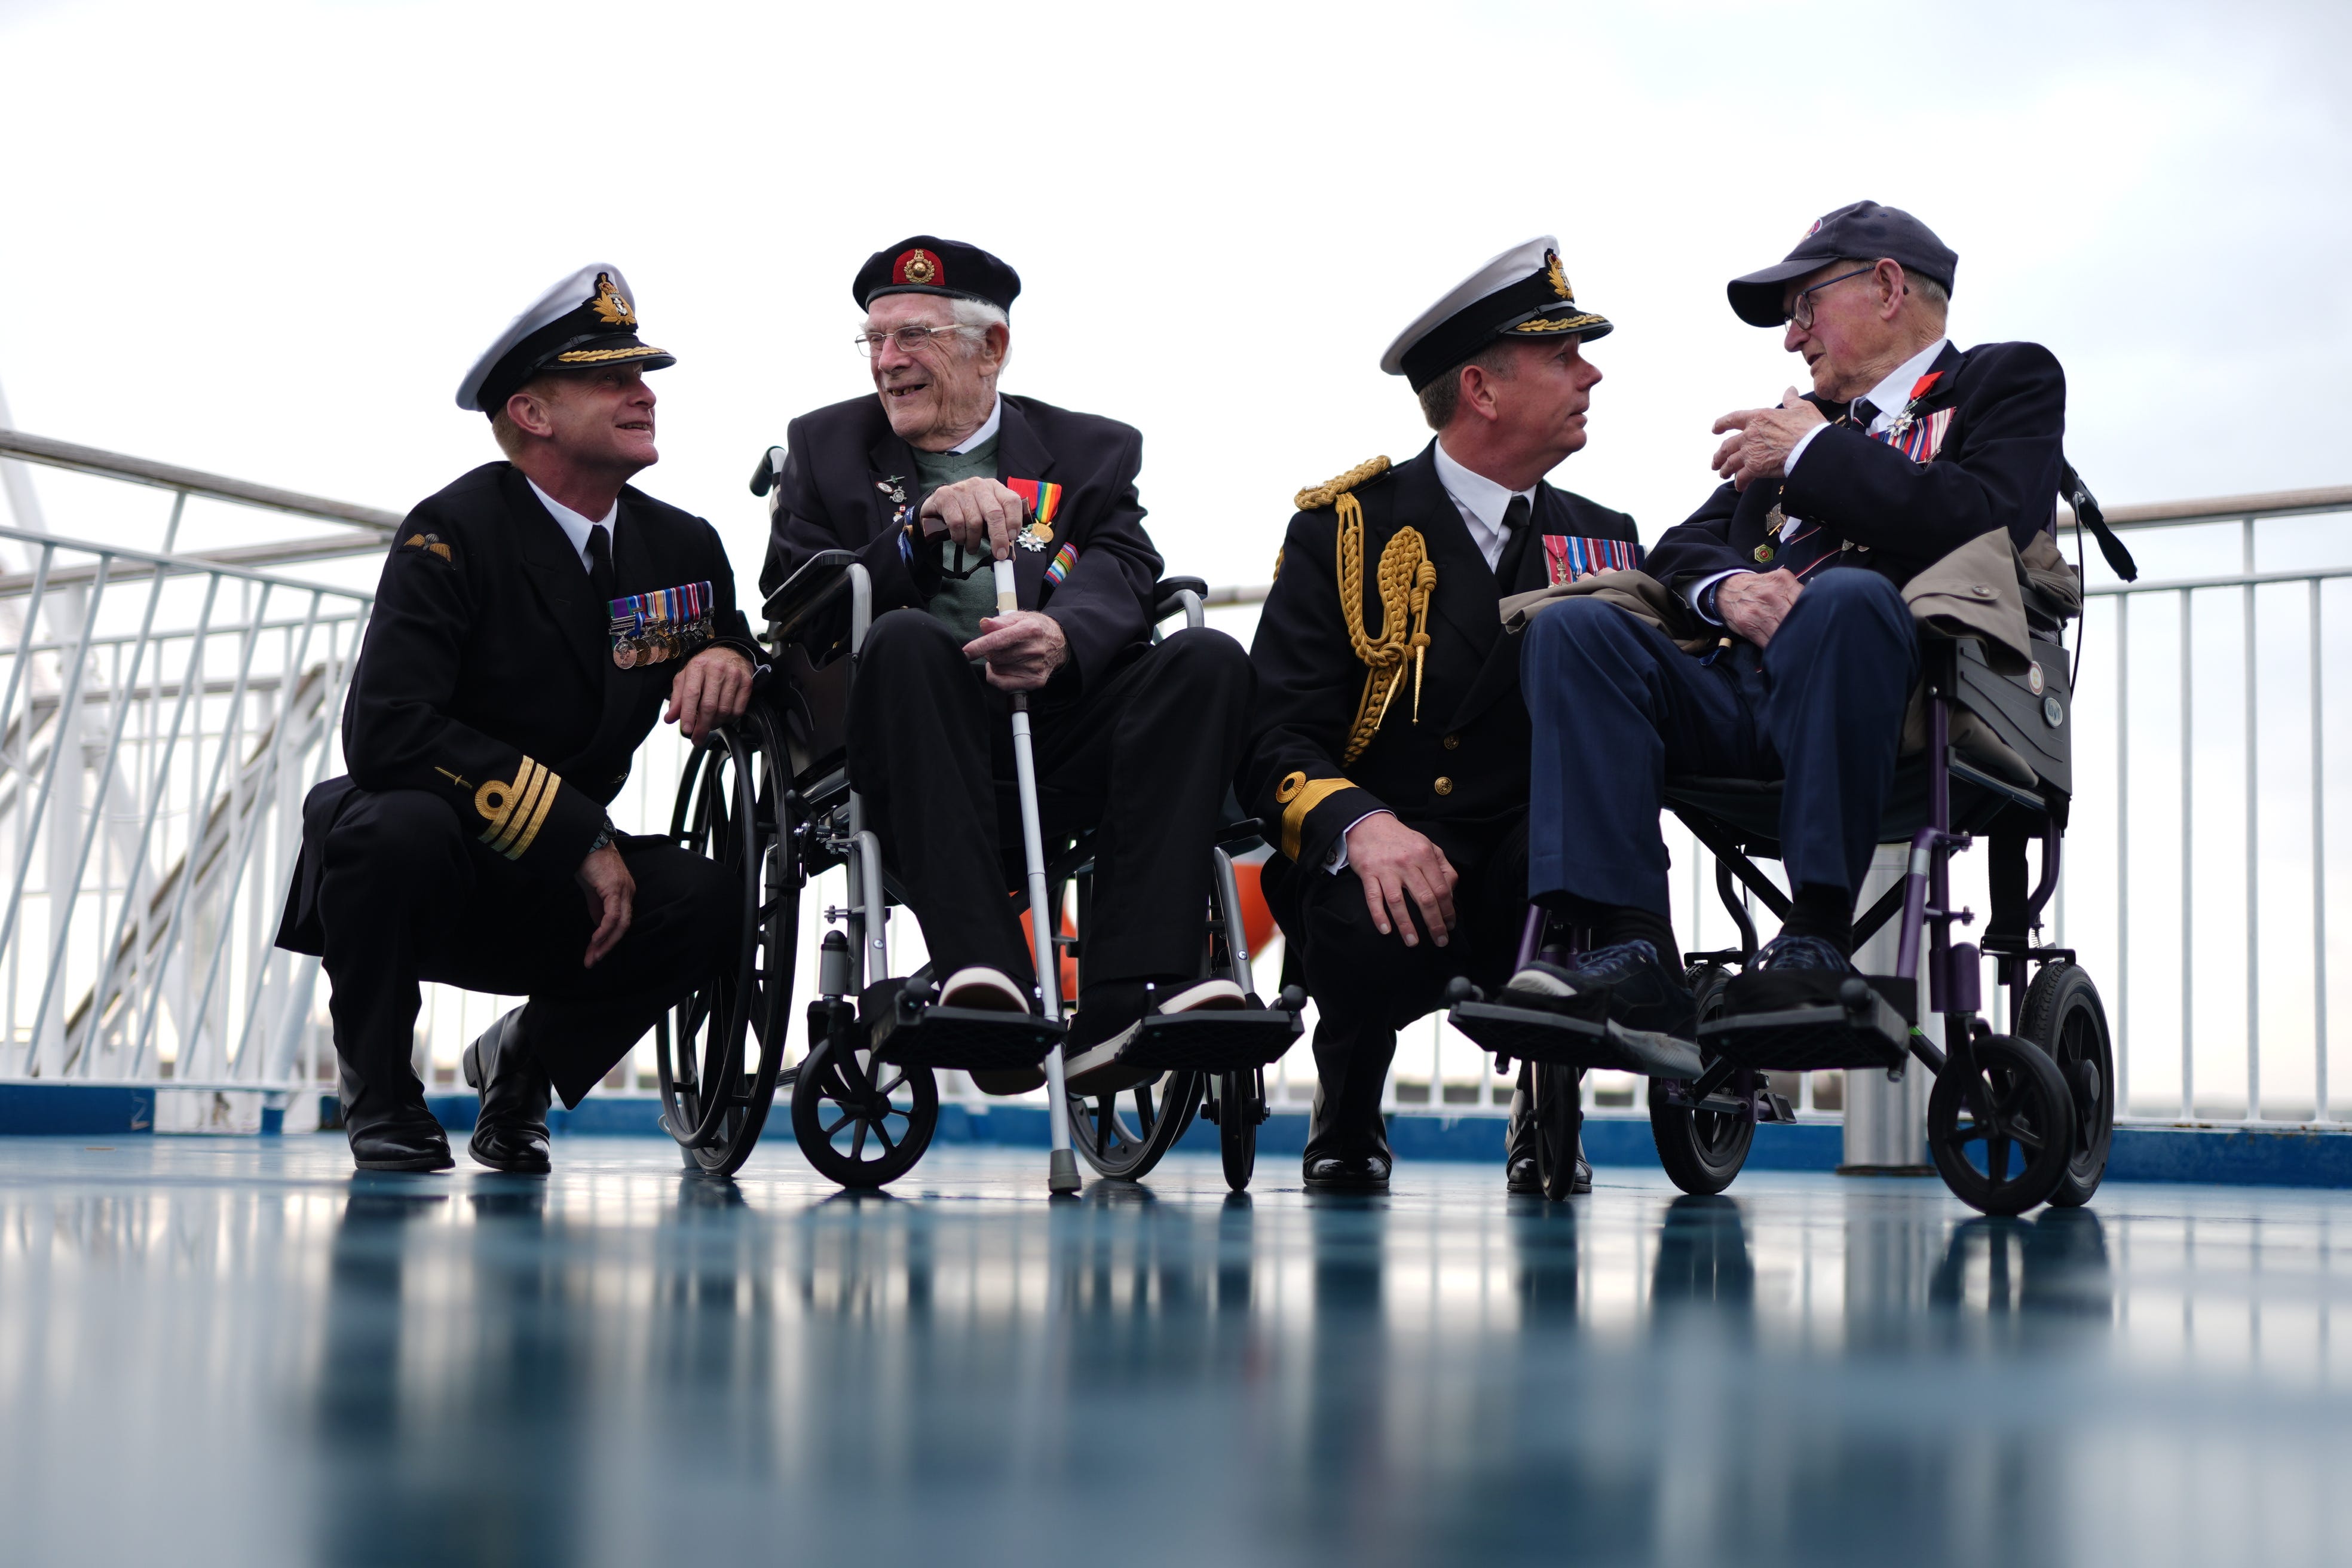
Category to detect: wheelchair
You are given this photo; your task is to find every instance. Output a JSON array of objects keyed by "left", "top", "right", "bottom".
[
  {"left": 651, "top": 542, "right": 1301, "bottom": 1191},
  {"left": 1449, "top": 525, "right": 2121, "bottom": 1217}
]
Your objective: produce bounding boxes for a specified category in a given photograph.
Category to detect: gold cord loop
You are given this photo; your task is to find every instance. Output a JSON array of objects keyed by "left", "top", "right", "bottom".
[{"left": 1336, "top": 495, "right": 1437, "bottom": 765}]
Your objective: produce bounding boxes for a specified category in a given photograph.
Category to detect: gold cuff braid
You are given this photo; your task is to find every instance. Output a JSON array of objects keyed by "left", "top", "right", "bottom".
[{"left": 1276, "top": 771, "right": 1358, "bottom": 862}]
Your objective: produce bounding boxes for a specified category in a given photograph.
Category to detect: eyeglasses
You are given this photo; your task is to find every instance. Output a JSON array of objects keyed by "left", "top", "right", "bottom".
[
  {"left": 1786, "top": 265, "right": 1876, "bottom": 329},
  {"left": 853, "top": 323, "right": 972, "bottom": 357}
]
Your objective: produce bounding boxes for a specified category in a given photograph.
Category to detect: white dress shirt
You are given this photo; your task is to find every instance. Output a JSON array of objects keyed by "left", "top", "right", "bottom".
[
  {"left": 526, "top": 476, "right": 620, "bottom": 574},
  {"left": 1324, "top": 442, "right": 1537, "bottom": 871},
  {"left": 1689, "top": 336, "right": 1952, "bottom": 622},
  {"left": 946, "top": 395, "right": 1002, "bottom": 455}
]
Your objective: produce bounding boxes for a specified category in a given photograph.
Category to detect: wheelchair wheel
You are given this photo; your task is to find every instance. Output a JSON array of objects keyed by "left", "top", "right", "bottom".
[
  {"left": 1927, "top": 1032, "right": 2076, "bottom": 1216},
  {"left": 2019, "top": 962, "right": 2114, "bottom": 1208},
  {"left": 1216, "top": 1068, "right": 1260, "bottom": 1192},
  {"left": 1649, "top": 964, "right": 1756, "bottom": 1196},
  {"left": 1068, "top": 1071, "right": 1205, "bottom": 1181},
  {"left": 790, "top": 1038, "right": 938, "bottom": 1189},
  {"left": 656, "top": 713, "right": 797, "bottom": 1177},
  {"left": 1530, "top": 1060, "right": 1583, "bottom": 1201}
]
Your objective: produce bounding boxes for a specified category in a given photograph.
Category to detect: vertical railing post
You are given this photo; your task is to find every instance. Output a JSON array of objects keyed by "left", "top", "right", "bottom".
[
  {"left": 2245, "top": 518, "right": 2261, "bottom": 1122},
  {"left": 2117, "top": 592, "right": 2131, "bottom": 1117},
  {"left": 2181, "top": 587, "right": 2195, "bottom": 1122}
]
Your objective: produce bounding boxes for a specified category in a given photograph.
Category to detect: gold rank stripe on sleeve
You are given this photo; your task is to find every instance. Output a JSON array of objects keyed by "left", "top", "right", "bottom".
[
  {"left": 473, "top": 758, "right": 564, "bottom": 860},
  {"left": 1276, "top": 770, "right": 1358, "bottom": 862}
]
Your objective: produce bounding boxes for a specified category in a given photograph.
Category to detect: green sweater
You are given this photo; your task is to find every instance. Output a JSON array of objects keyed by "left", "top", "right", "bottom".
[{"left": 911, "top": 436, "right": 1002, "bottom": 645}]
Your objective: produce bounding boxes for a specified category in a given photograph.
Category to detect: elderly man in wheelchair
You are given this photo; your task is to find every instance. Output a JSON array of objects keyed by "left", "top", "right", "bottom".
[
  {"left": 675, "top": 234, "right": 1285, "bottom": 1190},
  {"left": 1449, "top": 201, "right": 2130, "bottom": 1214}
]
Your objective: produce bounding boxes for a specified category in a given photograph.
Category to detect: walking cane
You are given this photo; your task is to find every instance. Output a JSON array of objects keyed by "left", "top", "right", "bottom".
[{"left": 996, "top": 556, "right": 1083, "bottom": 1193}]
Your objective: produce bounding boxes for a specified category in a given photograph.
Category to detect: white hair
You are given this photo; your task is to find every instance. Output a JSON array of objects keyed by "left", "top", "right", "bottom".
[{"left": 950, "top": 296, "right": 1009, "bottom": 333}]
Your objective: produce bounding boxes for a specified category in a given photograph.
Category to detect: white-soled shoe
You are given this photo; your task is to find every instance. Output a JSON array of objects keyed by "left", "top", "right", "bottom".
[
  {"left": 938, "top": 965, "right": 1030, "bottom": 1013},
  {"left": 1063, "top": 978, "right": 1248, "bottom": 1097}
]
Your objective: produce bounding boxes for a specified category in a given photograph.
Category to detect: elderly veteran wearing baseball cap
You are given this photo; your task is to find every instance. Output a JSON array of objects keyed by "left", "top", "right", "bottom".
[
  {"left": 760, "top": 235, "right": 1255, "bottom": 1097},
  {"left": 1239, "top": 238, "right": 1639, "bottom": 1193},
  {"left": 1505, "top": 200, "right": 2067, "bottom": 1021},
  {"left": 275, "top": 264, "right": 761, "bottom": 1174}
]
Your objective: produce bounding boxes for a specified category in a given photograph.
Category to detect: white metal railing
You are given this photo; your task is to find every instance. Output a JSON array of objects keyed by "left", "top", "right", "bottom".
[
  {"left": 5, "top": 416, "right": 2347, "bottom": 1140},
  {"left": 0, "top": 425, "right": 387, "bottom": 1128}
]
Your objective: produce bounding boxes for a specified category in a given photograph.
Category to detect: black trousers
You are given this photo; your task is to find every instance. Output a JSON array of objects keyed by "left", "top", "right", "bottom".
[
  {"left": 847, "top": 610, "right": 1254, "bottom": 992},
  {"left": 316, "top": 787, "right": 739, "bottom": 1115},
  {"left": 1263, "top": 815, "right": 1530, "bottom": 1163}
]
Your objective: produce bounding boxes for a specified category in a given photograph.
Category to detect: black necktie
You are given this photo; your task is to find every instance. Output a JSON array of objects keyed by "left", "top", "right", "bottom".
[
  {"left": 1848, "top": 397, "right": 1880, "bottom": 430},
  {"left": 1493, "top": 494, "right": 1535, "bottom": 589},
  {"left": 586, "top": 523, "right": 616, "bottom": 603}
]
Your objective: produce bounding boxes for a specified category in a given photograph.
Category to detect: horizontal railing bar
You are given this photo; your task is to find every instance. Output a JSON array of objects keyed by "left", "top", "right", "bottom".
[
  {"left": 2086, "top": 564, "right": 2352, "bottom": 596},
  {"left": 2088, "top": 484, "right": 2352, "bottom": 528},
  {"left": 0, "top": 428, "right": 401, "bottom": 534},
  {"left": 4, "top": 673, "right": 301, "bottom": 708},
  {"left": 8, "top": 617, "right": 363, "bottom": 657},
  {"left": 0, "top": 523, "right": 376, "bottom": 599},
  {"left": 0, "top": 533, "right": 382, "bottom": 595}
]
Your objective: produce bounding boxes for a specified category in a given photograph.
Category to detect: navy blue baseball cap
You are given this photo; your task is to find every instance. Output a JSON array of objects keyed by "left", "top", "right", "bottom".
[{"left": 1727, "top": 201, "right": 1958, "bottom": 327}]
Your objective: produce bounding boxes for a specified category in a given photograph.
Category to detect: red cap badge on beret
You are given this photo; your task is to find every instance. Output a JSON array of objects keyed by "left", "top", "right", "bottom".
[{"left": 893, "top": 248, "right": 945, "bottom": 287}]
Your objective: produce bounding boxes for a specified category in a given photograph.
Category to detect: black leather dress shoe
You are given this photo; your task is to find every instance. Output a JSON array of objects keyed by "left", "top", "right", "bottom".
[
  {"left": 348, "top": 1114, "right": 454, "bottom": 1172},
  {"left": 1505, "top": 1150, "right": 1593, "bottom": 1195},
  {"left": 463, "top": 1009, "right": 552, "bottom": 1175},
  {"left": 1303, "top": 1152, "right": 1392, "bottom": 1190}
]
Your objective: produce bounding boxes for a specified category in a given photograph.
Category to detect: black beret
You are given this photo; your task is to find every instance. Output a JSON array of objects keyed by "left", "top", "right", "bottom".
[{"left": 853, "top": 235, "right": 1021, "bottom": 315}]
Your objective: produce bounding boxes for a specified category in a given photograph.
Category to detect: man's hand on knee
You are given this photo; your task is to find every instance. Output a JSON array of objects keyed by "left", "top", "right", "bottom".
[
  {"left": 1346, "top": 813, "right": 1459, "bottom": 949},
  {"left": 666, "top": 647, "right": 755, "bottom": 743},
  {"left": 964, "top": 611, "right": 1069, "bottom": 691},
  {"left": 920, "top": 477, "right": 1027, "bottom": 561},
  {"left": 577, "top": 844, "right": 636, "bottom": 967},
  {"left": 1718, "top": 569, "right": 1803, "bottom": 648}
]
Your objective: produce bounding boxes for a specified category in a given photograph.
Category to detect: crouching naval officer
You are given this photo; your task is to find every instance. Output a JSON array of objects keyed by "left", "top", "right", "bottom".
[
  {"left": 761, "top": 236, "right": 1255, "bottom": 1097},
  {"left": 1510, "top": 201, "right": 2065, "bottom": 1012},
  {"left": 1241, "top": 238, "right": 1640, "bottom": 1192},
  {"left": 277, "top": 265, "right": 759, "bottom": 1172}
]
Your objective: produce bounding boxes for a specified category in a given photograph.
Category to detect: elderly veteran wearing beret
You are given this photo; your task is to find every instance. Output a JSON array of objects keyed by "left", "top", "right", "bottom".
[
  {"left": 275, "top": 264, "right": 760, "bottom": 1174},
  {"left": 1507, "top": 201, "right": 2068, "bottom": 1019},
  {"left": 761, "top": 236, "right": 1255, "bottom": 1097},
  {"left": 1241, "top": 238, "right": 1640, "bottom": 1193}
]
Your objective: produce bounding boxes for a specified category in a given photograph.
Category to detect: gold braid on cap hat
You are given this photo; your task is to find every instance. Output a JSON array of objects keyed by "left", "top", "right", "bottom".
[{"left": 1300, "top": 457, "right": 1434, "bottom": 765}]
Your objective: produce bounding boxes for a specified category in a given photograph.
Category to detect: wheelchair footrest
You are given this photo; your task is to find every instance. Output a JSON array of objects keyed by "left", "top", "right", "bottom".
[
  {"left": 868, "top": 999, "right": 1063, "bottom": 1071},
  {"left": 1120, "top": 1006, "right": 1303, "bottom": 1073},
  {"left": 1447, "top": 1000, "right": 1705, "bottom": 1079},
  {"left": 1696, "top": 971, "right": 1913, "bottom": 1073}
]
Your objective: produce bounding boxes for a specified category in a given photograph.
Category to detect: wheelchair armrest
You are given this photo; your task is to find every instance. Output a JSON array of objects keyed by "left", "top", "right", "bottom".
[
  {"left": 1153, "top": 576, "right": 1209, "bottom": 631},
  {"left": 761, "top": 550, "right": 864, "bottom": 648},
  {"left": 748, "top": 445, "right": 786, "bottom": 497}
]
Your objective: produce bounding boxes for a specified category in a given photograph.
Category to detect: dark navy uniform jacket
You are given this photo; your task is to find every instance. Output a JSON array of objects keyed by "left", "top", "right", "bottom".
[
  {"left": 1242, "top": 442, "right": 1640, "bottom": 872},
  {"left": 277, "top": 463, "right": 755, "bottom": 952},
  {"left": 1646, "top": 339, "right": 2066, "bottom": 593},
  {"left": 760, "top": 392, "right": 1164, "bottom": 693}
]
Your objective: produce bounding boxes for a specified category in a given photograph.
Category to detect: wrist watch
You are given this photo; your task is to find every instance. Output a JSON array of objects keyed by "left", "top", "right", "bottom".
[{"left": 587, "top": 816, "right": 616, "bottom": 855}]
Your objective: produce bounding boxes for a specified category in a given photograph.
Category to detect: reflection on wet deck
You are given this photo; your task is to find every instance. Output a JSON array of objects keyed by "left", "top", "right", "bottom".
[{"left": 4, "top": 1138, "right": 2349, "bottom": 1566}]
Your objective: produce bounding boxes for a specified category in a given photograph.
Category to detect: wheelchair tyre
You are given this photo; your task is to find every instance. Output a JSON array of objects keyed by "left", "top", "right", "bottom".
[
  {"left": 790, "top": 1039, "right": 937, "bottom": 1189},
  {"left": 1927, "top": 1031, "right": 2076, "bottom": 1216},
  {"left": 2019, "top": 963, "right": 2114, "bottom": 1208},
  {"left": 1069, "top": 1071, "right": 1205, "bottom": 1181},
  {"left": 1531, "top": 1061, "right": 1583, "bottom": 1201},
  {"left": 1217, "top": 1069, "right": 1260, "bottom": 1193},
  {"left": 1649, "top": 964, "right": 1755, "bottom": 1196},
  {"left": 657, "top": 714, "right": 798, "bottom": 1177}
]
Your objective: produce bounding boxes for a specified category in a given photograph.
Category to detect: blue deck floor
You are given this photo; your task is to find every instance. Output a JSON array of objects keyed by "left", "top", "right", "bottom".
[{"left": 4, "top": 1137, "right": 2350, "bottom": 1567}]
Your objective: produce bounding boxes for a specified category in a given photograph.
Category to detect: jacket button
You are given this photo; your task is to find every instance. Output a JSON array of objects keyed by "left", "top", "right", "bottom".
[
  {"left": 1434, "top": 776, "right": 1454, "bottom": 796},
  {"left": 1442, "top": 734, "right": 1460, "bottom": 750},
  {"left": 1971, "top": 583, "right": 1994, "bottom": 598}
]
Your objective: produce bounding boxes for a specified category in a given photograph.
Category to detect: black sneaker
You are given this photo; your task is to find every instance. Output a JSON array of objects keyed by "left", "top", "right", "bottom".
[
  {"left": 1751, "top": 933, "right": 1852, "bottom": 973},
  {"left": 1064, "top": 978, "right": 1245, "bottom": 1097},
  {"left": 1503, "top": 940, "right": 1696, "bottom": 1037}
]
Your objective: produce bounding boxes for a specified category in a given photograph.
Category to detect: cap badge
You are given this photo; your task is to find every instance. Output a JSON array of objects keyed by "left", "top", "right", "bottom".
[
  {"left": 1805, "top": 216, "right": 1825, "bottom": 238},
  {"left": 589, "top": 272, "right": 638, "bottom": 327},
  {"left": 1545, "top": 250, "right": 1573, "bottom": 302},
  {"left": 894, "top": 248, "right": 944, "bottom": 287}
]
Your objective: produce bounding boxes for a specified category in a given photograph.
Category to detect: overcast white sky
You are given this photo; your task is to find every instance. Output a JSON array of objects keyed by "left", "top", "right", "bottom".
[{"left": 1, "top": 0, "right": 2345, "bottom": 595}]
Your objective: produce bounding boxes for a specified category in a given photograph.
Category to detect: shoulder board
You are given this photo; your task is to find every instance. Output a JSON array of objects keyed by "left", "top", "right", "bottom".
[{"left": 1294, "top": 455, "right": 1392, "bottom": 513}]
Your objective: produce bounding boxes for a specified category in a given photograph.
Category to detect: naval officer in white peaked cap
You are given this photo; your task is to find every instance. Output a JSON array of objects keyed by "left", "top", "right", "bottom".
[{"left": 276, "top": 264, "right": 760, "bottom": 1174}]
